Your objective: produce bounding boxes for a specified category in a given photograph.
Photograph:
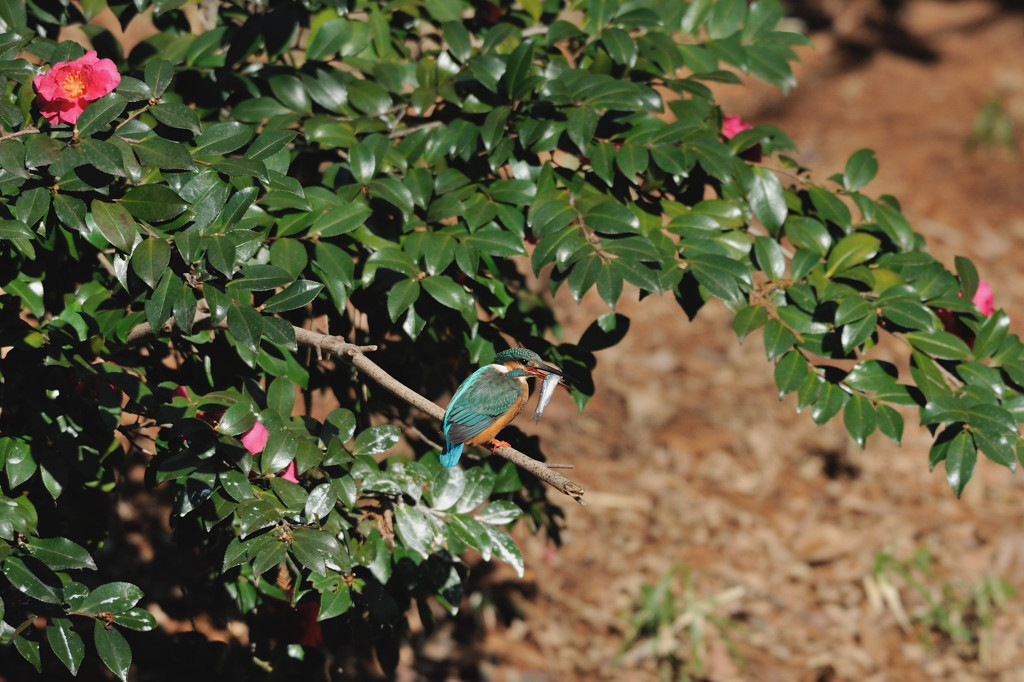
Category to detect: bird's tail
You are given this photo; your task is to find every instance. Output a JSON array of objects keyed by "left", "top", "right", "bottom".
[{"left": 440, "top": 441, "right": 463, "bottom": 467}]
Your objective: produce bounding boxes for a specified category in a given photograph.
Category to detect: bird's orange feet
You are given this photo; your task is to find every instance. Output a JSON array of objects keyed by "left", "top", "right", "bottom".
[{"left": 490, "top": 438, "right": 511, "bottom": 451}]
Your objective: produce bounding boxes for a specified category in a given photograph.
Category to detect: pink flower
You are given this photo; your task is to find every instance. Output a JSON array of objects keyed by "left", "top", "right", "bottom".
[
  {"left": 937, "top": 279, "right": 995, "bottom": 341},
  {"left": 240, "top": 420, "right": 269, "bottom": 455},
  {"left": 973, "top": 280, "right": 995, "bottom": 316},
  {"left": 279, "top": 460, "right": 298, "bottom": 483},
  {"left": 33, "top": 51, "right": 121, "bottom": 125},
  {"left": 172, "top": 385, "right": 269, "bottom": 455},
  {"left": 721, "top": 115, "right": 753, "bottom": 140},
  {"left": 721, "top": 115, "right": 761, "bottom": 162}
]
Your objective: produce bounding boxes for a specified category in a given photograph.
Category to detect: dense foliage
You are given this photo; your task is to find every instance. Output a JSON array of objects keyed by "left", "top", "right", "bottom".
[{"left": 0, "top": 0, "right": 1020, "bottom": 678}]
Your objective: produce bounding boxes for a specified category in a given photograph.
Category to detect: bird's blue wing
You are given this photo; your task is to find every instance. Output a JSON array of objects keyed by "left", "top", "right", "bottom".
[{"left": 443, "top": 367, "right": 521, "bottom": 446}]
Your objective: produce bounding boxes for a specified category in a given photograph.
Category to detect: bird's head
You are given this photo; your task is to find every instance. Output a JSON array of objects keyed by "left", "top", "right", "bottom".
[{"left": 493, "top": 348, "right": 563, "bottom": 379}]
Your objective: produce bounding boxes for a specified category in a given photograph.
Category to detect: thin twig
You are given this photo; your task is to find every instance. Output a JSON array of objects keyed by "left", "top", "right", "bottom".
[
  {"left": 0, "top": 126, "right": 40, "bottom": 141},
  {"left": 123, "top": 311, "right": 586, "bottom": 503}
]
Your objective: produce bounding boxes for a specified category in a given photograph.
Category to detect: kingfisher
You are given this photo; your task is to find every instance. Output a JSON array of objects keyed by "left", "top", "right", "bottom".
[{"left": 440, "top": 348, "right": 565, "bottom": 467}]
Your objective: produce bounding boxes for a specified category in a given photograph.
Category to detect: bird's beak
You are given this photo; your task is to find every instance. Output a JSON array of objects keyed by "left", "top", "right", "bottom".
[{"left": 526, "top": 361, "right": 563, "bottom": 378}]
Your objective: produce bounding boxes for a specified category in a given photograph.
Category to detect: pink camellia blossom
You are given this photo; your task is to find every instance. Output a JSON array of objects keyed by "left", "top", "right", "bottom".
[
  {"left": 721, "top": 115, "right": 753, "bottom": 139},
  {"left": 937, "top": 279, "right": 995, "bottom": 342},
  {"left": 973, "top": 279, "right": 995, "bottom": 316},
  {"left": 240, "top": 420, "right": 269, "bottom": 455},
  {"left": 279, "top": 461, "right": 299, "bottom": 483},
  {"left": 173, "top": 385, "right": 270, "bottom": 455},
  {"left": 721, "top": 114, "right": 762, "bottom": 162},
  {"left": 33, "top": 51, "right": 121, "bottom": 125}
]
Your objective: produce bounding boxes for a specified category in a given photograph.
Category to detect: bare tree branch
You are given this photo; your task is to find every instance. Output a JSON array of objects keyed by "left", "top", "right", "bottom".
[{"left": 124, "top": 311, "right": 587, "bottom": 504}]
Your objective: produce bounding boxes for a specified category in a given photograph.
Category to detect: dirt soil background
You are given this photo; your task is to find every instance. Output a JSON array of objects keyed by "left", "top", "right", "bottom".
[{"left": 425, "top": 2, "right": 1024, "bottom": 681}]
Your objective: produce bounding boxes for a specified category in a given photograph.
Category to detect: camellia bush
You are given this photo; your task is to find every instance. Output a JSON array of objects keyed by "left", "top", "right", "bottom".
[{"left": 1, "top": 0, "right": 1022, "bottom": 678}]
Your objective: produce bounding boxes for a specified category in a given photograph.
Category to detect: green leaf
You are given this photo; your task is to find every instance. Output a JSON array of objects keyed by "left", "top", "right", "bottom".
[
  {"left": 0, "top": 219, "right": 33, "bottom": 241},
  {"left": 227, "top": 302, "right": 264, "bottom": 354},
  {"left": 746, "top": 165, "right": 787, "bottom": 235},
  {"left": 131, "top": 238, "right": 171, "bottom": 289},
  {"left": 319, "top": 582, "right": 353, "bottom": 620},
  {"left": 844, "top": 148, "right": 878, "bottom": 192},
  {"left": 78, "top": 582, "right": 144, "bottom": 615},
  {"left": 368, "top": 178, "right": 414, "bottom": 218},
  {"left": 881, "top": 299, "right": 935, "bottom": 332},
  {"left": 785, "top": 216, "right": 831, "bottom": 257},
  {"left": 261, "top": 280, "right": 323, "bottom": 313},
  {"left": 246, "top": 129, "right": 299, "bottom": 162},
  {"left": 943, "top": 429, "right": 976, "bottom": 498},
  {"left": 194, "top": 121, "right": 255, "bottom": 156},
  {"left": 2, "top": 555, "right": 62, "bottom": 604},
  {"left": 311, "top": 202, "right": 372, "bottom": 238},
  {"left": 15, "top": 186, "right": 50, "bottom": 226},
  {"left": 145, "top": 270, "right": 177, "bottom": 332},
  {"left": 113, "top": 607, "right": 157, "bottom": 632},
  {"left": 753, "top": 236, "right": 786, "bottom": 280},
  {"left": 705, "top": 0, "right": 746, "bottom": 38},
  {"left": 810, "top": 381, "right": 848, "bottom": 425},
  {"left": 954, "top": 255, "right": 979, "bottom": 302},
  {"left": 290, "top": 527, "right": 342, "bottom": 575},
  {"left": 733, "top": 304, "right": 768, "bottom": 343},
  {"left": 348, "top": 79, "right": 392, "bottom": 115},
  {"left": 303, "top": 483, "right": 336, "bottom": 521},
  {"left": 394, "top": 503, "right": 435, "bottom": 559},
  {"left": 75, "top": 93, "right": 127, "bottom": 136},
  {"left": 843, "top": 393, "right": 877, "bottom": 447},
  {"left": 483, "top": 525, "right": 524, "bottom": 578},
  {"left": 477, "top": 500, "right": 523, "bottom": 525},
  {"left": 218, "top": 399, "right": 257, "bottom": 437},
  {"left": 904, "top": 331, "right": 971, "bottom": 361},
  {"left": 151, "top": 101, "right": 201, "bottom": 134},
  {"left": 430, "top": 466, "right": 466, "bottom": 512},
  {"left": 120, "top": 185, "right": 188, "bottom": 222},
  {"left": 600, "top": 26, "right": 638, "bottom": 66},
  {"left": 47, "top": 618, "right": 85, "bottom": 675},
  {"left": 91, "top": 200, "right": 137, "bottom": 252},
  {"left": 453, "top": 467, "right": 496, "bottom": 514},
  {"left": 567, "top": 106, "right": 598, "bottom": 153},
  {"left": 773, "top": 350, "right": 807, "bottom": 397},
  {"left": 422, "top": 275, "right": 474, "bottom": 322},
  {"left": 93, "top": 621, "right": 131, "bottom": 682},
  {"left": 687, "top": 253, "right": 748, "bottom": 306},
  {"left": 973, "top": 310, "right": 1009, "bottom": 359},
  {"left": 132, "top": 136, "right": 194, "bottom": 171},
  {"left": 824, "top": 233, "right": 880, "bottom": 277},
  {"left": 206, "top": 236, "right": 237, "bottom": 276},
  {"left": 145, "top": 58, "right": 174, "bottom": 97},
  {"left": 24, "top": 537, "right": 96, "bottom": 571},
  {"left": 269, "top": 74, "right": 311, "bottom": 113},
  {"left": 584, "top": 201, "right": 640, "bottom": 235},
  {"left": 352, "top": 425, "right": 400, "bottom": 457},
  {"left": 506, "top": 40, "right": 537, "bottom": 101},
  {"left": 269, "top": 238, "right": 308, "bottom": 278},
  {"left": 327, "top": 408, "right": 357, "bottom": 443},
  {"left": 387, "top": 279, "right": 420, "bottom": 322},
  {"left": 615, "top": 143, "right": 648, "bottom": 181},
  {"left": 808, "top": 185, "right": 852, "bottom": 230},
  {"left": 876, "top": 404, "right": 904, "bottom": 445}
]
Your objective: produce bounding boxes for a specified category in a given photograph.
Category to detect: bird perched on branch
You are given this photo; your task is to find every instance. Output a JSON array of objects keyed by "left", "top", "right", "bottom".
[{"left": 441, "top": 348, "right": 565, "bottom": 467}]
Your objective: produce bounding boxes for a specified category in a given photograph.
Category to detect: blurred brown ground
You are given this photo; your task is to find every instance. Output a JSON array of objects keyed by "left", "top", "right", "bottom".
[{"left": 440, "top": 2, "right": 1024, "bottom": 680}]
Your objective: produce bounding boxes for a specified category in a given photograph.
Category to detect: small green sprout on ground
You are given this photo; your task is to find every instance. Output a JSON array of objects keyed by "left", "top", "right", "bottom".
[
  {"left": 864, "top": 545, "right": 1015, "bottom": 664},
  {"left": 616, "top": 564, "right": 747, "bottom": 681}
]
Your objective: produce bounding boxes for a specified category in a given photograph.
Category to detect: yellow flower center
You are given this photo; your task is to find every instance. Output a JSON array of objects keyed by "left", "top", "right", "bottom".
[{"left": 61, "top": 72, "right": 86, "bottom": 98}]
